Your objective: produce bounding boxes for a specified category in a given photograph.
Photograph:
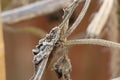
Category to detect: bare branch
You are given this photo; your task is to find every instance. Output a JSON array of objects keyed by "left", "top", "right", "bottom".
[
  {"left": 2, "top": 0, "right": 72, "bottom": 24},
  {"left": 86, "top": 0, "right": 114, "bottom": 37},
  {"left": 65, "top": 39, "right": 120, "bottom": 50}
]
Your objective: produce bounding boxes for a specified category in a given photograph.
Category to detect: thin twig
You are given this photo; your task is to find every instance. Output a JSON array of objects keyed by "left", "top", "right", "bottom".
[
  {"left": 2, "top": 0, "right": 72, "bottom": 24},
  {"left": 65, "top": 39, "right": 120, "bottom": 50},
  {"left": 65, "top": 0, "right": 91, "bottom": 37},
  {"left": 86, "top": 0, "right": 114, "bottom": 37}
]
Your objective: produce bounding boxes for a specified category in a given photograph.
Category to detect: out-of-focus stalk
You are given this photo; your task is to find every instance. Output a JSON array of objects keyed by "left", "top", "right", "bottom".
[{"left": 0, "top": 3, "right": 6, "bottom": 80}]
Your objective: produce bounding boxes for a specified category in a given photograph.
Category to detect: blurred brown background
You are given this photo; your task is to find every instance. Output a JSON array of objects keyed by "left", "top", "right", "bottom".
[{"left": 1, "top": 0, "right": 120, "bottom": 80}]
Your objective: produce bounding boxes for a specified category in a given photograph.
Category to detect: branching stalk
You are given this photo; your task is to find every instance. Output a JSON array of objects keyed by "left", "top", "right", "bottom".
[{"left": 59, "top": 0, "right": 84, "bottom": 29}]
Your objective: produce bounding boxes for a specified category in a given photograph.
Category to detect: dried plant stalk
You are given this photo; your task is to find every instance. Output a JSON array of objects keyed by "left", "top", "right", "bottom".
[
  {"left": 66, "top": 0, "right": 90, "bottom": 37},
  {"left": 65, "top": 39, "right": 120, "bottom": 49},
  {"left": 111, "top": 77, "right": 120, "bottom": 80},
  {"left": 24, "top": 0, "right": 120, "bottom": 80},
  {"left": 86, "top": 0, "right": 114, "bottom": 37},
  {"left": 31, "top": 0, "right": 89, "bottom": 80},
  {"left": 2, "top": 0, "right": 72, "bottom": 24},
  {"left": 107, "top": 1, "right": 120, "bottom": 78},
  {"left": 0, "top": 5, "right": 6, "bottom": 80}
]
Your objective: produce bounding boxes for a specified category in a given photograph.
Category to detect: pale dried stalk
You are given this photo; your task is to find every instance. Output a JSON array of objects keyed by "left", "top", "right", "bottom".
[
  {"left": 111, "top": 77, "right": 120, "bottom": 80},
  {"left": 5, "top": 0, "right": 30, "bottom": 10},
  {"left": 59, "top": 0, "right": 84, "bottom": 29},
  {"left": 0, "top": 5, "right": 6, "bottom": 80},
  {"left": 108, "top": 1, "right": 120, "bottom": 78},
  {"left": 86, "top": 0, "right": 114, "bottom": 37},
  {"left": 66, "top": 0, "right": 91, "bottom": 37},
  {"left": 2, "top": 0, "right": 72, "bottom": 24},
  {"left": 33, "top": 58, "right": 48, "bottom": 80},
  {"left": 65, "top": 39, "right": 120, "bottom": 50}
]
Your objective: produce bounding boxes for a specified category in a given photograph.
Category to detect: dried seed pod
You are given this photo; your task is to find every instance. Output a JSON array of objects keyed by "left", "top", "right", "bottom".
[{"left": 53, "top": 56, "right": 72, "bottom": 80}]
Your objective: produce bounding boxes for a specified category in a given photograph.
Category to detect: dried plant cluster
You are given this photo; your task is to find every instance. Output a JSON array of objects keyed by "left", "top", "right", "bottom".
[
  {"left": 31, "top": 0, "right": 90, "bottom": 79},
  {"left": 29, "top": 0, "right": 120, "bottom": 80},
  {"left": 1, "top": 0, "right": 120, "bottom": 80}
]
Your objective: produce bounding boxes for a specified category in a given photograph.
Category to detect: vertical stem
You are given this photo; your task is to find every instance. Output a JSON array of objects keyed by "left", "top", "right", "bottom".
[{"left": 0, "top": 3, "right": 6, "bottom": 80}]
